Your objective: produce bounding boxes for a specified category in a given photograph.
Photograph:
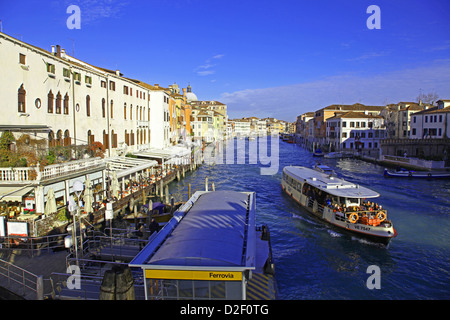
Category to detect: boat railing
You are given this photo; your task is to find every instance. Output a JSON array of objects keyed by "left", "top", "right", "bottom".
[
  {"left": 317, "top": 203, "right": 324, "bottom": 214},
  {"left": 333, "top": 209, "right": 389, "bottom": 226},
  {"left": 342, "top": 209, "right": 387, "bottom": 216},
  {"left": 326, "top": 204, "right": 387, "bottom": 216}
]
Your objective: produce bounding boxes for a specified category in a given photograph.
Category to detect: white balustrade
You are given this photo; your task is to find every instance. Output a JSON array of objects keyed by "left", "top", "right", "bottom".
[{"left": 0, "top": 157, "right": 105, "bottom": 183}]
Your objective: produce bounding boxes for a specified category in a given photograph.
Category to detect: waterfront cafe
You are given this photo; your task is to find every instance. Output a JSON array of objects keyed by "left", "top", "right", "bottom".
[
  {"left": 129, "top": 190, "right": 259, "bottom": 300},
  {"left": 0, "top": 156, "right": 159, "bottom": 238}
]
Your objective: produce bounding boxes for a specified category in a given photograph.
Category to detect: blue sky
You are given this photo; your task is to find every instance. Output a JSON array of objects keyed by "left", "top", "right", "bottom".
[{"left": 1, "top": 0, "right": 450, "bottom": 121}]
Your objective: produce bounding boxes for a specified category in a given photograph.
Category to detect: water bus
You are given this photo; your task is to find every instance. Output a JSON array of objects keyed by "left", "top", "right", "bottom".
[{"left": 281, "top": 166, "right": 397, "bottom": 245}]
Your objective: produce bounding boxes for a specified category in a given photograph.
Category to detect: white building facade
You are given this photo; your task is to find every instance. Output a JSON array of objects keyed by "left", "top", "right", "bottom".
[
  {"left": 326, "top": 112, "right": 386, "bottom": 153},
  {"left": 234, "top": 120, "right": 251, "bottom": 137},
  {"left": 410, "top": 100, "right": 450, "bottom": 139},
  {"left": 0, "top": 32, "right": 171, "bottom": 157}
]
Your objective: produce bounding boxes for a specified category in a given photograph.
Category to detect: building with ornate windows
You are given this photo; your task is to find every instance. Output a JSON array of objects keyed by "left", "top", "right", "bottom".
[
  {"left": 0, "top": 32, "right": 167, "bottom": 157},
  {"left": 0, "top": 32, "right": 189, "bottom": 234}
]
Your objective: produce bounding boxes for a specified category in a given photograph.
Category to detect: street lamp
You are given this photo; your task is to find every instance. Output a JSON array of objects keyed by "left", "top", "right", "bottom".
[{"left": 72, "top": 180, "right": 84, "bottom": 265}]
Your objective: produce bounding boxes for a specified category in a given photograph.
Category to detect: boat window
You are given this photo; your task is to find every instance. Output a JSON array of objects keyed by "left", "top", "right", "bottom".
[
  {"left": 347, "top": 198, "right": 359, "bottom": 205},
  {"left": 302, "top": 183, "right": 309, "bottom": 195}
]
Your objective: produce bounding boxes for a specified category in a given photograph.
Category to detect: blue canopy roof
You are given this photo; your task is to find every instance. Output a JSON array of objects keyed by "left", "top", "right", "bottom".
[
  {"left": 141, "top": 190, "right": 255, "bottom": 267},
  {"left": 143, "top": 201, "right": 165, "bottom": 214},
  {"left": 143, "top": 201, "right": 165, "bottom": 210}
]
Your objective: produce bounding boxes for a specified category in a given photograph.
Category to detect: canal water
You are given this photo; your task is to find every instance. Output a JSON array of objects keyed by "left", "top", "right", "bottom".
[{"left": 166, "top": 138, "right": 450, "bottom": 299}]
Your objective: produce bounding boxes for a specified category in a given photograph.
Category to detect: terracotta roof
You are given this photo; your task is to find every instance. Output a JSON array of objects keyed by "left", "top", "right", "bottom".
[
  {"left": 413, "top": 106, "right": 450, "bottom": 114},
  {"left": 327, "top": 111, "right": 383, "bottom": 120},
  {"left": 323, "top": 103, "right": 385, "bottom": 112},
  {"left": 191, "top": 100, "right": 226, "bottom": 106}
]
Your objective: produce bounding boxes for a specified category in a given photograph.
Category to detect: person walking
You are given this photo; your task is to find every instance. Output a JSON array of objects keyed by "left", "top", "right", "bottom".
[{"left": 149, "top": 218, "right": 160, "bottom": 235}]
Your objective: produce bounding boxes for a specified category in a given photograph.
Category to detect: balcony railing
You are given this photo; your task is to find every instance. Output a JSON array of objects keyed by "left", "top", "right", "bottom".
[
  {"left": 40, "top": 157, "right": 104, "bottom": 180},
  {"left": 0, "top": 157, "right": 105, "bottom": 183},
  {"left": 0, "top": 167, "right": 34, "bottom": 182}
]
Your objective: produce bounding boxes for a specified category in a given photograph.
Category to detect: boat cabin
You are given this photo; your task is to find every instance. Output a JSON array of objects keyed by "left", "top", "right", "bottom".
[
  {"left": 282, "top": 166, "right": 386, "bottom": 224},
  {"left": 282, "top": 166, "right": 396, "bottom": 243}
]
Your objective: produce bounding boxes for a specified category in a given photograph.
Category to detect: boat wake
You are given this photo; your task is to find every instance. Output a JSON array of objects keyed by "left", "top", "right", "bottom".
[
  {"left": 291, "top": 213, "right": 322, "bottom": 227},
  {"left": 327, "top": 230, "right": 342, "bottom": 238},
  {"left": 351, "top": 236, "right": 387, "bottom": 248}
]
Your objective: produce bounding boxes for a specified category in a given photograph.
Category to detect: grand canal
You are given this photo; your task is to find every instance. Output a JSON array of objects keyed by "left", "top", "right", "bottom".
[{"left": 166, "top": 138, "right": 450, "bottom": 299}]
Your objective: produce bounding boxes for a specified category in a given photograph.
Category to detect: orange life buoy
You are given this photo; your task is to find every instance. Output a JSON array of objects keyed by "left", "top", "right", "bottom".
[
  {"left": 349, "top": 212, "right": 359, "bottom": 224},
  {"left": 377, "top": 211, "right": 387, "bottom": 222}
]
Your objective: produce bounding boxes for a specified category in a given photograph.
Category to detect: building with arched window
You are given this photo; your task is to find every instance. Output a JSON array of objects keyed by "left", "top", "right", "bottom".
[{"left": 0, "top": 32, "right": 160, "bottom": 157}]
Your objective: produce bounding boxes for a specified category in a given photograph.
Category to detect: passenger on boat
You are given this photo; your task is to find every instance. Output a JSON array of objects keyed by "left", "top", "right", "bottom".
[
  {"left": 326, "top": 196, "right": 332, "bottom": 207},
  {"left": 137, "top": 223, "right": 146, "bottom": 249},
  {"left": 149, "top": 218, "right": 160, "bottom": 235},
  {"left": 306, "top": 187, "right": 315, "bottom": 200}
]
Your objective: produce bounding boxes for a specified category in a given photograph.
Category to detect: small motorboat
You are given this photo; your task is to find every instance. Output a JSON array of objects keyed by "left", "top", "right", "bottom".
[
  {"left": 324, "top": 152, "right": 342, "bottom": 158},
  {"left": 142, "top": 201, "right": 166, "bottom": 215},
  {"left": 324, "top": 152, "right": 354, "bottom": 158},
  {"left": 313, "top": 148, "right": 324, "bottom": 157},
  {"left": 384, "top": 168, "right": 450, "bottom": 179},
  {"left": 125, "top": 201, "right": 179, "bottom": 223},
  {"left": 287, "top": 135, "right": 294, "bottom": 143},
  {"left": 313, "top": 164, "right": 337, "bottom": 176}
]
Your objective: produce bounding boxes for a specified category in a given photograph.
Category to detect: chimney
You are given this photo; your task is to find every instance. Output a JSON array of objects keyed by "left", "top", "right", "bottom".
[
  {"left": 51, "top": 45, "right": 56, "bottom": 54},
  {"left": 183, "top": 88, "right": 186, "bottom": 97},
  {"left": 154, "top": 84, "right": 159, "bottom": 88},
  {"left": 56, "top": 45, "right": 61, "bottom": 57},
  {"left": 61, "top": 49, "right": 66, "bottom": 59},
  {"left": 115, "top": 70, "right": 121, "bottom": 76}
]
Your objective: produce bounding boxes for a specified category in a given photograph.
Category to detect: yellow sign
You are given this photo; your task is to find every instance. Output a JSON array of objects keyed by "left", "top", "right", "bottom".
[{"left": 145, "top": 269, "right": 242, "bottom": 281}]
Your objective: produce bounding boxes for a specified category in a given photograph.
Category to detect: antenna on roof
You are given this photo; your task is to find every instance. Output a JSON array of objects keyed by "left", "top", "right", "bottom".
[{"left": 68, "top": 38, "right": 75, "bottom": 57}]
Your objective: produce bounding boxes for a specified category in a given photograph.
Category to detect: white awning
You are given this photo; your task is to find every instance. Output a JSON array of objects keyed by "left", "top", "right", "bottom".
[
  {"left": 0, "top": 186, "right": 34, "bottom": 202},
  {"left": 135, "top": 146, "right": 191, "bottom": 161},
  {"left": 104, "top": 156, "right": 158, "bottom": 179},
  {"left": 134, "top": 148, "right": 174, "bottom": 160}
]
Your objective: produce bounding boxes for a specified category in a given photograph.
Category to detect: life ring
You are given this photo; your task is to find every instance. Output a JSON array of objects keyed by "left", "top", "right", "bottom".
[
  {"left": 377, "top": 211, "right": 387, "bottom": 222},
  {"left": 349, "top": 212, "right": 359, "bottom": 223}
]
